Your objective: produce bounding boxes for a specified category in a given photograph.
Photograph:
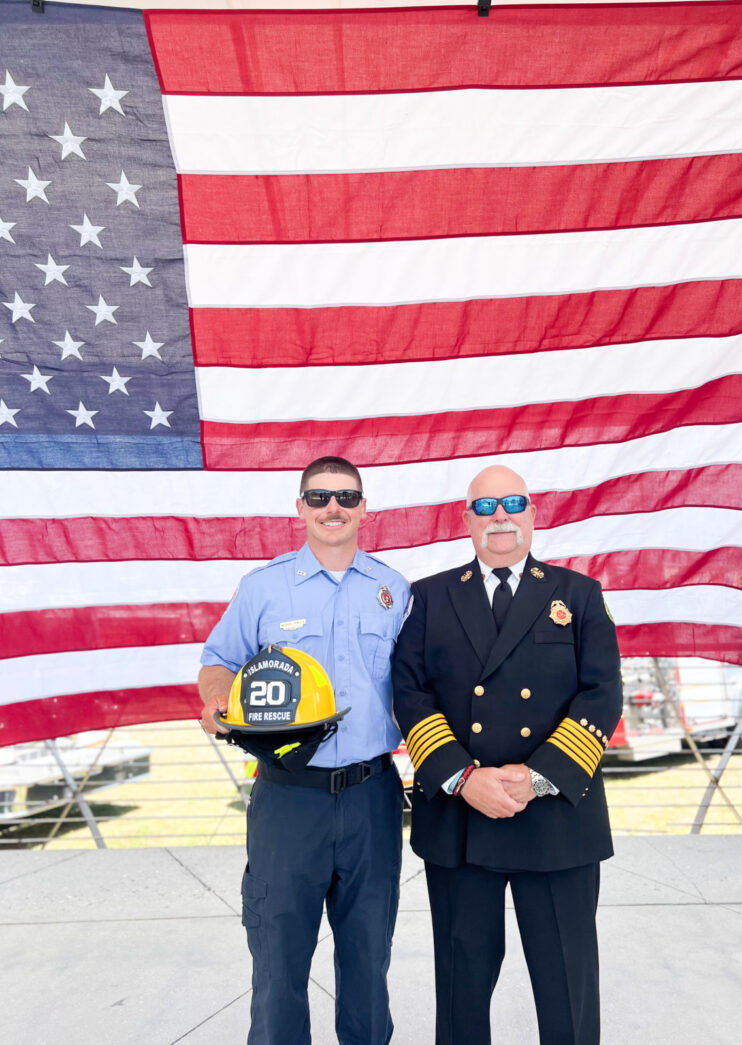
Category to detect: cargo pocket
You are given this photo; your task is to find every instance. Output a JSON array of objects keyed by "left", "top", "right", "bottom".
[{"left": 241, "top": 868, "right": 268, "bottom": 935}]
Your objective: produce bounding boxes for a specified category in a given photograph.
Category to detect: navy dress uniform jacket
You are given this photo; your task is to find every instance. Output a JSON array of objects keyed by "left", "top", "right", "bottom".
[{"left": 392, "top": 554, "right": 623, "bottom": 873}]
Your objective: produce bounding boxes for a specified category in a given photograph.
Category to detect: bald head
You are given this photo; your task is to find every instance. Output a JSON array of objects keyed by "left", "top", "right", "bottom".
[
  {"left": 466, "top": 465, "right": 529, "bottom": 506},
  {"left": 463, "top": 464, "right": 536, "bottom": 567}
]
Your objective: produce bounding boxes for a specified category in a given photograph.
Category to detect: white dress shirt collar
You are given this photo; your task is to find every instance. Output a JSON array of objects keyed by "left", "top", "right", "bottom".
[{"left": 476, "top": 554, "right": 530, "bottom": 598}]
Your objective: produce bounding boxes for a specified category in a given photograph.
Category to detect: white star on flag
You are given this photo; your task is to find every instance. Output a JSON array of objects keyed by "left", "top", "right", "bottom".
[
  {"left": 133, "top": 332, "right": 164, "bottom": 360},
  {"left": 48, "top": 122, "right": 87, "bottom": 160},
  {"left": 107, "top": 171, "right": 141, "bottom": 207},
  {"left": 85, "top": 295, "right": 119, "bottom": 325},
  {"left": 15, "top": 167, "right": 51, "bottom": 204},
  {"left": 53, "top": 331, "right": 85, "bottom": 360},
  {"left": 0, "top": 400, "right": 20, "bottom": 427},
  {"left": 0, "top": 216, "right": 16, "bottom": 244},
  {"left": 89, "top": 74, "right": 128, "bottom": 116},
  {"left": 100, "top": 367, "right": 132, "bottom": 395},
  {"left": 67, "top": 402, "right": 98, "bottom": 428},
  {"left": 121, "top": 257, "right": 152, "bottom": 287},
  {"left": 21, "top": 365, "right": 53, "bottom": 394},
  {"left": 144, "top": 402, "right": 173, "bottom": 429},
  {"left": 70, "top": 213, "right": 104, "bottom": 248},
  {"left": 35, "top": 254, "right": 70, "bottom": 286},
  {"left": 3, "top": 292, "right": 35, "bottom": 323},
  {"left": 0, "top": 71, "right": 29, "bottom": 111}
]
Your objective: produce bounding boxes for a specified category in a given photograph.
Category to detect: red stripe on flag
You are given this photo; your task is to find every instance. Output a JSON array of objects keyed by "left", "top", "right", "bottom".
[
  {"left": 145, "top": 5, "right": 742, "bottom": 95},
  {"left": 550, "top": 548, "right": 742, "bottom": 594},
  {"left": 200, "top": 377, "right": 742, "bottom": 470},
  {"left": 0, "top": 604, "right": 225, "bottom": 659},
  {"left": 617, "top": 623, "right": 742, "bottom": 665},
  {"left": 4, "top": 550, "right": 739, "bottom": 661},
  {"left": 180, "top": 156, "right": 742, "bottom": 244},
  {"left": 2, "top": 466, "right": 740, "bottom": 567},
  {"left": 1, "top": 687, "right": 203, "bottom": 747},
  {"left": 191, "top": 280, "right": 742, "bottom": 368}
]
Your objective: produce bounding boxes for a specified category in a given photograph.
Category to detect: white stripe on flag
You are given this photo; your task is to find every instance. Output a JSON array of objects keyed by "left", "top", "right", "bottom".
[
  {"left": 3, "top": 507, "right": 739, "bottom": 612},
  {"left": 0, "top": 560, "right": 264, "bottom": 613},
  {"left": 164, "top": 80, "right": 742, "bottom": 174},
  {"left": 184, "top": 219, "right": 742, "bottom": 308},
  {"left": 604, "top": 586, "right": 742, "bottom": 628},
  {"left": 0, "top": 644, "right": 205, "bottom": 704},
  {"left": 4, "top": 425, "right": 740, "bottom": 518},
  {"left": 196, "top": 334, "right": 742, "bottom": 423}
]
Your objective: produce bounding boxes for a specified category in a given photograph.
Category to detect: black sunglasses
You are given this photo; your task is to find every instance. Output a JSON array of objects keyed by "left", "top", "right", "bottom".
[
  {"left": 467, "top": 495, "right": 530, "bottom": 516},
  {"left": 301, "top": 489, "right": 364, "bottom": 509}
]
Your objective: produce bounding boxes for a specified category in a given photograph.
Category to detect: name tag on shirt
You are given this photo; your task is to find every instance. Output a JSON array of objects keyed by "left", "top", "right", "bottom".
[{"left": 280, "top": 619, "right": 306, "bottom": 631}]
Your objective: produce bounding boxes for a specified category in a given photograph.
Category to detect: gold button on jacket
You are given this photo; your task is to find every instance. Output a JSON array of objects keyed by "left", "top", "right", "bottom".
[
  {"left": 520, "top": 726, "right": 531, "bottom": 738},
  {"left": 472, "top": 722, "right": 483, "bottom": 734},
  {"left": 474, "top": 685, "right": 484, "bottom": 696},
  {"left": 521, "top": 688, "right": 531, "bottom": 699}
]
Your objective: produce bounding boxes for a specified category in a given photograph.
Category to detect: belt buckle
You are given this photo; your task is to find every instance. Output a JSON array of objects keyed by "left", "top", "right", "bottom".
[
  {"left": 358, "top": 761, "right": 371, "bottom": 784},
  {"left": 330, "top": 767, "right": 348, "bottom": 794}
]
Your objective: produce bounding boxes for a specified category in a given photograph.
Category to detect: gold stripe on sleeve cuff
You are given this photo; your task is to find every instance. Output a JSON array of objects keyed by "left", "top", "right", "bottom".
[
  {"left": 546, "top": 717, "right": 604, "bottom": 777},
  {"left": 407, "top": 713, "right": 457, "bottom": 770},
  {"left": 559, "top": 718, "right": 604, "bottom": 762},
  {"left": 547, "top": 736, "right": 596, "bottom": 776}
]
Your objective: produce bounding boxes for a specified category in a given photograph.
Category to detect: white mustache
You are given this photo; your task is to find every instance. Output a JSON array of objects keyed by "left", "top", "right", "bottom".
[{"left": 481, "top": 520, "right": 523, "bottom": 550}]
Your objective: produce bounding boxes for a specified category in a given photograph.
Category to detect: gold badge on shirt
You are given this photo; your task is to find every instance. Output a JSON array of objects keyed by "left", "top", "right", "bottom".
[
  {"left": 549, "top": 600, "right": 572, "bottom": 626},
  {"left": 461, "top": 570, "right": 472, "bottom": 582},
  {"left": 530, "top": 566, "right": 545, "bottom": 579}
]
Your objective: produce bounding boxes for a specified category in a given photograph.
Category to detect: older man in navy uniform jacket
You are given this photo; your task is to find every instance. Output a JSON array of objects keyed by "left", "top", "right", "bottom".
[{"left": 392, "top": 464, "right": 623, "bottom": 1045}]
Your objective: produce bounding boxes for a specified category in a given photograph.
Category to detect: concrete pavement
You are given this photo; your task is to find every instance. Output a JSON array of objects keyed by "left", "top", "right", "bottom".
[{"left": 1, "top": 836, "right": 741, "bottom": 1044}]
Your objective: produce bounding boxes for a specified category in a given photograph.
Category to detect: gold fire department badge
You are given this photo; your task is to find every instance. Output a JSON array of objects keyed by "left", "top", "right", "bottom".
[
  {"left": 549, "top": 600, "right": 572, "bottom": 626},
  {"left": 461, "top": 570, "right": 472, "bottom": 582},
  {"left": 530, "top": 567, "right": 545, "bottom": 579}
]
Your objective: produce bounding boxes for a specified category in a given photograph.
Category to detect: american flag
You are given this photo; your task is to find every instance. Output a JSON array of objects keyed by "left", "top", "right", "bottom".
[{"left": 1, "top": 0, "right": 741, "bottom": 747}]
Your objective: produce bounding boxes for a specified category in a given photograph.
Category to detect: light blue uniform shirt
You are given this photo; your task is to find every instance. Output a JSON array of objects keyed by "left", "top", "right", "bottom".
[{"left": 201, "top": 543, "right": 410, "bottom": 768}]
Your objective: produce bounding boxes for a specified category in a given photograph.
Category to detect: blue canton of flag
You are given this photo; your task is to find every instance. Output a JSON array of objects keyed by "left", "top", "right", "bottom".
[{"left": 0, "top": 1, "right": 201, "bottom": 468}]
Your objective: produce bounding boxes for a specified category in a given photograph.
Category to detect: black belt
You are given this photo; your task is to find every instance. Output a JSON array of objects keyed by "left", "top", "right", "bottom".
[{"left": 259, "top": 752, "right": 393, "bottom": 793}]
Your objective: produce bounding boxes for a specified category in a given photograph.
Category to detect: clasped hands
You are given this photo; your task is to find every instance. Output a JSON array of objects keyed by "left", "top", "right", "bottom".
[{"left": 460, "top": 764, "right": 535, "bottom": 819}]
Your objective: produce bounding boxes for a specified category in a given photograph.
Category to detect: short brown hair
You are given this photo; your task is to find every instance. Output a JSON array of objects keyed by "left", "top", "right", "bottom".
[{"left": 300, "top": 456, "right": 362, "bottom": 493}]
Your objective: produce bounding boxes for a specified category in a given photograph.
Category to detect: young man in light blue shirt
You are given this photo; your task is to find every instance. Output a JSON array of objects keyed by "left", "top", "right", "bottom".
[{"left": 199, "top": 456, "right": 409, "bottom": 1045}]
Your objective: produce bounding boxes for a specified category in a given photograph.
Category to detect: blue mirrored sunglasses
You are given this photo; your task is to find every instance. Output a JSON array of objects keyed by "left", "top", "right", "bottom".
[{"left": 467, "top": 495, "right": 530, "bottom": 516}]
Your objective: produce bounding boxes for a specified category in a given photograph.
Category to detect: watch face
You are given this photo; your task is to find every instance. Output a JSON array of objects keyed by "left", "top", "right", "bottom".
[{"left": 529, "top": 770, "right": 550, "bottom": 797}]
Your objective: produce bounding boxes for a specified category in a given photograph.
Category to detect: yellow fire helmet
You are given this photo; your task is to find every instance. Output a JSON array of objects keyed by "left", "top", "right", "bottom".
[
  {"left": 215, "top": 646, "right": 351, "bottom": 771},
  {"left": 219, "top": 645, "right": 349, "bottom": 733}
]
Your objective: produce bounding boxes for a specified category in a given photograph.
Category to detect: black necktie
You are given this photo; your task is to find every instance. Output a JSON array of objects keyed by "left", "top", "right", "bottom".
[{"left": 491, "top": 568, "right": 512, "bottom": 632}]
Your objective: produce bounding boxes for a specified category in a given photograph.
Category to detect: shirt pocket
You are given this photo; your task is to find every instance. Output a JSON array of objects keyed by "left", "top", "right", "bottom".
[
  {"left": 359, "top": 611, "right": 396, "bottom": 680},
  {"left": 257, "top": 615, "right": 324, "bottom": 651},
  {"left": 533, "top": 625, "right": 575, "bottom": 644}
]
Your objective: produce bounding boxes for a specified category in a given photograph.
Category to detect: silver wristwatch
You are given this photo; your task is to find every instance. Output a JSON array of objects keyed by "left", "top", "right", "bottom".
[{"left": 528, "top": 768, "right": 551, "bottom": 797}]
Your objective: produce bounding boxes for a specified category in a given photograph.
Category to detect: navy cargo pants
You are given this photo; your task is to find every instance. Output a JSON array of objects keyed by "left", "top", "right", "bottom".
[{"left": 242, "top": 763, "right": 403, "bottom": 1045}]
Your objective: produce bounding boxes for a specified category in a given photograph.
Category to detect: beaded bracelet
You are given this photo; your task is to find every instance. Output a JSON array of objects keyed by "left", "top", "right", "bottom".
[{"left": 452, "top": 763, "right": 476, "bottom": 797}]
